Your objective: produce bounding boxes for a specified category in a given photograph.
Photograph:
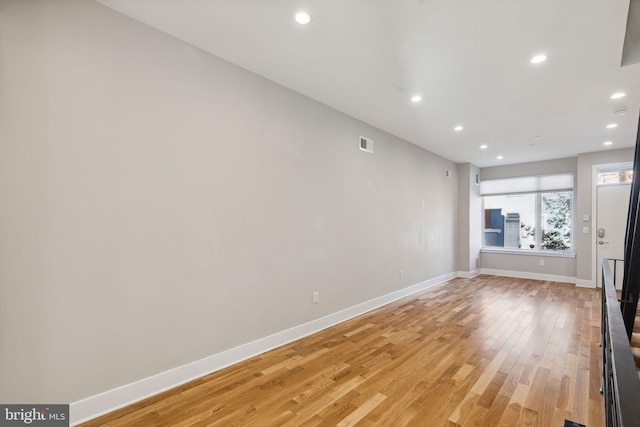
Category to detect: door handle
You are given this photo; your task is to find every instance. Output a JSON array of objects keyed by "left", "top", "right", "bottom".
[{"left": 598, "top": 241, "right": 610, "bottom": 245}]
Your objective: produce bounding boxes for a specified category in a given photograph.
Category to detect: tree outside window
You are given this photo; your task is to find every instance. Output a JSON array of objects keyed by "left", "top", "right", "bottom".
[{"left": 541, "top": 192, "right": 572, "bottom": 251}]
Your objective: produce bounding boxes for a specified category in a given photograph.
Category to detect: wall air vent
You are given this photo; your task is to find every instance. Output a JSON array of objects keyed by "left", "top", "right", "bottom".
[
  {"left": 475, "top": 173, "right": 480, "bottom": 185},
  {"left": 359, "top": 136, "right": 374, "bottom": 153},
  {"left": 445, "top": 169, "right": 452, "bottom": 178}
]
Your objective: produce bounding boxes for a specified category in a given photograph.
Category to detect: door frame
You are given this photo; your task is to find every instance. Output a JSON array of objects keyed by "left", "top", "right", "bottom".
[{"left": 591, "top": 161, "right": 633, "bottom": 287}]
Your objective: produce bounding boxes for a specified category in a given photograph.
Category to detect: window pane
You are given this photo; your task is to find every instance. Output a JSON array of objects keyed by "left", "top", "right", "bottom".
[
  {"left": 541, "top": 192, "right": 572, "bottom": 252},
  {"left": 484, "top": 194, "right": 536, "bottom": 249},
  {"left": 597, "top": 169, "right": 633, "bottom": 185}
]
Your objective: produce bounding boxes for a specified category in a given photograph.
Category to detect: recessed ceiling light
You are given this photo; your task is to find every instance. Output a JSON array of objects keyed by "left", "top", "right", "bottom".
[
  {"left": 295, "top": 12, "right": 311, "bottom": 24},
  {"left": 411, "top": 95, "right": 422, "bottom": 103},
  {"left": 603, "top": 141, "right": 613, "bottom": 146},
  {"left": 611, "top": 92, "right": 626, "bottom": 99},
  {"left": 533, "top": 135, "right": 543, "bottom": 140},
  {"left": 480, "top": 144, "right": 488, "bottom": 149},
  {"left": 454, "top": 125, "right": 463, "bottom": 131},
  {"left": 615, "top": 109, "right": 627, "bottom": 116},
  {"left": 530, "top": 54, "right": 547, "bottom": 64},
  {"left": 606, "top": 123, "right": 618, "bottom": 129},
  {"left": 497, "top": 155, "right": 504, "bottom": 160}
]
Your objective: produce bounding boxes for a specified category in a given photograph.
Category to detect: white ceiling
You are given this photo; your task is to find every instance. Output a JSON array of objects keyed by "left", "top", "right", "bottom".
[{"left": 98, "top": 0, "right": 640, "bottom": 167}]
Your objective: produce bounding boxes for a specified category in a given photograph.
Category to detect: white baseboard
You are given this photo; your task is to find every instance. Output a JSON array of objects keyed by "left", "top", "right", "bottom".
[
  {"left": 480, "top": 268, "right": 576, "bottom": 284},
  {"left": 70, "top": 272, "right": 456, "bottom": 425},
  {"left": 575, "top": 278, "right": 596, "bottom": 288},
  {"left": 456, "top": 270, "right": 480, "bottom": 279}
]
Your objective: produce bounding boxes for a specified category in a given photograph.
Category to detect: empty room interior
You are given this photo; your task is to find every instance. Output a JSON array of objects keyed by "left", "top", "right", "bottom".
[{"left": 2, "top": 1, "right": 640, "bottom": 426}]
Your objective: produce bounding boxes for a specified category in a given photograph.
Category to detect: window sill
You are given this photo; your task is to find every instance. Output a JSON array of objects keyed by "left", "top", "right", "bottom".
[{"left": 480, "top": 248, "right": 576, "bottom": 258}]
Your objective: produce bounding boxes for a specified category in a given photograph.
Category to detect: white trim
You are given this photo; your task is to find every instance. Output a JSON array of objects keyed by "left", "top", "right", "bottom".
[
  {"left": 456, "top": 270, "right": 480, "bottom": 279},
  {"left": 480, "top": 268, "right": 575, "bottom": 284},
  {"left": 70, "top": 272, "right": 456, "bottom": 426},
  {"left": 576, "top": 278, "right": 596, "bottom": 288}
]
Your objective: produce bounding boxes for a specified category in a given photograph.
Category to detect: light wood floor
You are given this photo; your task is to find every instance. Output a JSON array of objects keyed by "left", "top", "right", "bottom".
[
  {"left": 81, "top": 275, "right": 604, "bottom": 426},
  {"left": 631, "top": 314, "right": 640, "bottom": 371}
]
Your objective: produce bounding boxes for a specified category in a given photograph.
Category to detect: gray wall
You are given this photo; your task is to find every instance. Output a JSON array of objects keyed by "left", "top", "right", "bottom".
[
  {"left": 456, "top": 163, "right": 481, "bottom": 273},
  {"left": 480, "top": 157, "right": 578, "bottom": 180},
  {"left": 0, "top": 0, "right": 457, "bottom": 403}
]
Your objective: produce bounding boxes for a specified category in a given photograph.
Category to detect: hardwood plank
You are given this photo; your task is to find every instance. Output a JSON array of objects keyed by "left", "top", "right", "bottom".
[
  {"left": 80, "top": 275, "right": 605, "bottom": 427},
  {"left": 335, "top": 392, "right": 386, "bottom": 427}
]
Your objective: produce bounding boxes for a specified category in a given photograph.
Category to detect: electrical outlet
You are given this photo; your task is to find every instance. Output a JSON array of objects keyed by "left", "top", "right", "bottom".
[
  {"left": 313, "top": 291, "right": 319, "bottom": 304},
  {"left": 539, "top": 259, "right": 545, "bottom": 266},
  {"left": 399, "top": 270, "right": 404, "bottom": 279}
]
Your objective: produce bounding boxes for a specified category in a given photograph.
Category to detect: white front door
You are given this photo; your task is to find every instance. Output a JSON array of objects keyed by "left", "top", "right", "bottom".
[{"left": 596, "top": 184, "right": 631, "bottom": 288}]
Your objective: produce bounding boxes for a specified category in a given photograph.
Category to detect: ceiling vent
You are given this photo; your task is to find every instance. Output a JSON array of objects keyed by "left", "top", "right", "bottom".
[{"left": 359, "top": 136, "right": 374, "bottom": 153}]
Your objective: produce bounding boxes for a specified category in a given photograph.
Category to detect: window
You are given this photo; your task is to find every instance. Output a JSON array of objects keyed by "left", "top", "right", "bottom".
[
  {"left": 598, "top": 167, "right": 633, "bottom": 185},
  {"left": 484, "top": 194, "right": 536, "bottom": 249},
  {"left": 481, "top": 173, "right": 573, "bottom": 253}
]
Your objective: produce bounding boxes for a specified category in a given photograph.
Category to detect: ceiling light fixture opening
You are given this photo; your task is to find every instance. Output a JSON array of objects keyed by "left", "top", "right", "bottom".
[
  {"left": 411, "top": 95, "right": 422, "bottom": 103},
  {"left": 615, "top": 109, "right": 627, "bottom": 116},
  {"left": 530, "top": 54, "right": 547, "bottom": 64},
  {"left": 611, "top": 92, "right": 626, "bottom": 99},
  {"left": 295, "top": 12, "right": 311, "bottom": 25},
  {"left": 454, "top": 125, "right": 463, "bottom": 131},
  {"left": 497, "top": 155, "right": 504, "bottom": 160},
  {"left": 480, "top": 144, "right": 488, "bottom": 149},
  {"left": 606, "top": 123, "right": 618, "bottom": 129},
  {"left": 603, "top": 141, "right": 613, "bottom": 146}
]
